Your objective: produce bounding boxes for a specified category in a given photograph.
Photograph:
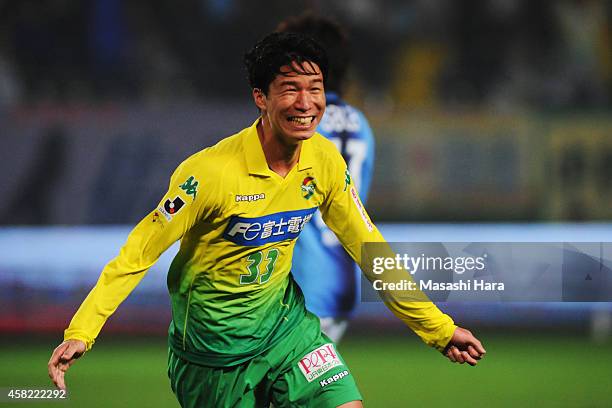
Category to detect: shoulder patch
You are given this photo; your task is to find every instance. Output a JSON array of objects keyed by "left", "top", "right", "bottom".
[
  {"left": 344, "top": 169, "right": 351, "bottom": 191},
  {"left": 158, "top": 196, "right": 185, "bottom": 221},
  {"left": 180, "top": 176, "right": 199, "bottom": 200}
]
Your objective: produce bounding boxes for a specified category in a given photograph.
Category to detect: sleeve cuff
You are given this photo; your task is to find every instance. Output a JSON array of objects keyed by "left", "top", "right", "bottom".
[
  {"left": 63, "top": 330, "right": 95, "bottom": 351},
  {"left": 432, "top": 322, "right": 457, "bottom": 352}
]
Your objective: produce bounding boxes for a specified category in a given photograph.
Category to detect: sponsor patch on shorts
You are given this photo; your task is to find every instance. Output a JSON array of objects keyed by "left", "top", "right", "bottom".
[
  {"left": 319, "top": 370, "right": 350, "bottom": 388},
  {"left": 297, "top": 343, "right": 342, "bottom": 382}
]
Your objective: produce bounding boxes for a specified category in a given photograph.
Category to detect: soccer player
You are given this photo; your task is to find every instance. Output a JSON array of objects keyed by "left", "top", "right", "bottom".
[
  {"left": 278, "top": 14, "right": 375, "bottom": 343},
  {"left": 48, "top": 32, "right": 485, "bottom": 408}
]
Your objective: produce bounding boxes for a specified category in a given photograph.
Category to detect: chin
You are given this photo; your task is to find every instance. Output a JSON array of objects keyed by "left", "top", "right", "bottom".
[{"left": 291, "top": 129, "right": 316, "bottom": 141}]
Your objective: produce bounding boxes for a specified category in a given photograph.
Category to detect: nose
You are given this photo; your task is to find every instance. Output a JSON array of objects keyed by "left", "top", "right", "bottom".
[{"left": 294, "top": 90, "right": 312, "bottom": 112}]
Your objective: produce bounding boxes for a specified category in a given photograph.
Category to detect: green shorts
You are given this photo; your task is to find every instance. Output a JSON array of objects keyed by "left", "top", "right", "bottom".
[{"left": 167, "top": 313, "right": 362, "bottom": 408}]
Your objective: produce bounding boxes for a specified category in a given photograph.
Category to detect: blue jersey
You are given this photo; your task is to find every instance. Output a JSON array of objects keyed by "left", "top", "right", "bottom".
[{"left": 292, "top": 92, "right": 375, "bottom": 318}]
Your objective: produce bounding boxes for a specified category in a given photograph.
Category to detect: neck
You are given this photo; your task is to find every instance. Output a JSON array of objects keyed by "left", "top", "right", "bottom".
[{"left": 257, "top": 117, "right": 301, "bottom": 178}]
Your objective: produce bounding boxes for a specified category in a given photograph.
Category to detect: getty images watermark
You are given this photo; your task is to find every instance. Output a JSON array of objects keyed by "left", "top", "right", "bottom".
[
  {"left": 360, "top": 242, "right": 612, "bottom": 302},
  {"left": 370, "top": 252, "right": 500, "bottom": 291}
]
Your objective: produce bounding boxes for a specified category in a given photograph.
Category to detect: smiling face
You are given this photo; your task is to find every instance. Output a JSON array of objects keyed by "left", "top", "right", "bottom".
[{"left": 253, "top": 60, "right": 325, "bottom": 145}]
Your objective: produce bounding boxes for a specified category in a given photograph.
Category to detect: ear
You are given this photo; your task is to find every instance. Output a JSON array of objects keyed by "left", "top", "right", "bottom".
[{"left": 252, "top": 88, "right": 267, "bottom": 111}]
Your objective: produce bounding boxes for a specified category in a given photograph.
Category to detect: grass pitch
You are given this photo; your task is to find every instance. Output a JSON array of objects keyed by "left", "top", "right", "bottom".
[{"left": 2, "top": 330, "right": 611, "bottom": 407}]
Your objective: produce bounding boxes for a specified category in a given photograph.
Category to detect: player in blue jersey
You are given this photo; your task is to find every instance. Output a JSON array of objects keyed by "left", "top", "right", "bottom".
[{"left": 278, "top": 14, "right": 375, "bottom": 342}]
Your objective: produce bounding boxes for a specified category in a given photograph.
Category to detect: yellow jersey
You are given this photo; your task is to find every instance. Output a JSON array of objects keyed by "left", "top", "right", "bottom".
[{"left": 64, "top": 118, "right": 456, "bottom": 366}]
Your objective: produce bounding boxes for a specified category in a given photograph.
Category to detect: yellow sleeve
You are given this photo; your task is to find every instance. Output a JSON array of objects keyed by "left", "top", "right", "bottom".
[
  {"left": 64, "top": 159, "right": 211, "bottom": 350},
  {"left": 319, "top": 151, "right": 456, "bottom": 352}
]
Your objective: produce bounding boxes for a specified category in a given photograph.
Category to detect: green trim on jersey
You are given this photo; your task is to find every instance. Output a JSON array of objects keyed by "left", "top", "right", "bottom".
[
  {"left": 168, "top": 277, "right": 308, "bottom": 367},
  {"left": 64, "top": 118, "right": 456, "bottom": 361}
]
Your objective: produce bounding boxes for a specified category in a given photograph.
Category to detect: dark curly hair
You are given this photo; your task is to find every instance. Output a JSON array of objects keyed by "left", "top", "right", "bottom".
[{"left": 244, "top": 32, "right": 328, "bottom": 94}]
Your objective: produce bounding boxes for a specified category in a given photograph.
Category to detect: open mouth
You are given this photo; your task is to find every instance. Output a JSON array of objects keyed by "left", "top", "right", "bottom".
[{"left": 287, "top": 116, "right": 316, "bottom": 126}]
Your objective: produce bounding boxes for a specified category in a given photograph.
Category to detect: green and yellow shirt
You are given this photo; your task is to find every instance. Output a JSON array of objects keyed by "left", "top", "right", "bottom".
[{"left": 64, "top": 118, "right": 456, "bottom": 366}]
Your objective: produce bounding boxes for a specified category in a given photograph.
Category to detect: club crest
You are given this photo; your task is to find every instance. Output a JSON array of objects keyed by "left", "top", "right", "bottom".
[{"left": 301, "top": 177, "right": 316, "bottom": 199}]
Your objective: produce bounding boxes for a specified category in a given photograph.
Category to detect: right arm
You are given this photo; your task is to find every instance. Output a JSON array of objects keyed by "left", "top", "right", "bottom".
[{"left": 49, "top": 159, "right": 210, "bottom": 388}]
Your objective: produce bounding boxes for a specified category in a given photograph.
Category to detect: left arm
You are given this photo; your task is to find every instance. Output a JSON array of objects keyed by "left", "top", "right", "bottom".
[{"left": 319, "top": 150, "right": 485, "bottom": 362}]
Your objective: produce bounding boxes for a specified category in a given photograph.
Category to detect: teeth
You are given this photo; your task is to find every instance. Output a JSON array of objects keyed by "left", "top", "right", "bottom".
[{"left": 289, "top": 116, "right": 313, "bottom": 125}]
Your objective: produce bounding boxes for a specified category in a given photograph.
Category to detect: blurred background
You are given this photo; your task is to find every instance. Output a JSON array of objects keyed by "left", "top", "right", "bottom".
[{"left": 1, "top": 0, "right": 611, "bottom": 407}]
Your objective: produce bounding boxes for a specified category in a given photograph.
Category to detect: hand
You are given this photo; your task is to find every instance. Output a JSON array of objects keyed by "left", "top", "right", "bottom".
[
  {"left": 48, "top": 339, "right": 86, "bottom": 390},
  {"left": 444, "top": 327, "right": 486, "bottom": 366}
]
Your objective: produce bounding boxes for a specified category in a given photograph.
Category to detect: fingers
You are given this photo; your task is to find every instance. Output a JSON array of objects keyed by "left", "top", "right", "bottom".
[
  {"left": 48, "top": 343, "right": 69, "bottom": 389},
  {"left": 445, "top": 326, "right": 487, "bottom": 366},
  {"left": 467, "top": 345, "right": 482, "bottom": 360},
  {"left": 461, "top": 350, "right": 479, "bottom": 366},
  {"left": 56, "top": 357, "right": 75, "bottom": 389},
  {"left": 55, "top": 369, "right": 66, "bottom": 390},
  {"left": 61, "top": 342, "right": 83, "bottom": 361},
  {"left": 446, "top": 346, "right": 464, "bottom": 364},
  {"left": 48, "top": 360, "right": 66, "bottom": 390},
  {"left": 445, "top": 347, "right": 456, "bottom": 362},
  {"left": 469, "top": 338, "right": 486, "bottom": 355},
  {"left": 48, "top": 341, "right": 84, "bottom": 390},
  {"left": 446, "top": 346, "right": 480, "bottom": 366},
  {"left": 452, "top": 347, "right": 465, "bottom": 363},
  {"left": 49, "top": 343, "right": 70, "bottom": 368},
  {"left": 452, "top": 326, "right": 487, "bottom": 358}
]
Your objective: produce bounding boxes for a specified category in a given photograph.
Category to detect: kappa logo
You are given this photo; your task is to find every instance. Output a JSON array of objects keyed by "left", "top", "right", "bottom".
[
  {"left": 319, "top": 370, "right": 350, "bottom": 388},
  {"left": 236, "top": 193, "right": 265, "bottom": 202},
  {"left": 158, "top": 196, "right": 185, "bottom": 221},
  {"left": 344, "top": 169, "right": 351, "bottom": 191},
  {"left": 297, "top": 343, "right": 342, "bottom": 382},
  {"left": 180, "top": 176, "right": 198, "bottom": 200},
  {"left": 301, "top": 177, "right": 316, "bottom": 199}
]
